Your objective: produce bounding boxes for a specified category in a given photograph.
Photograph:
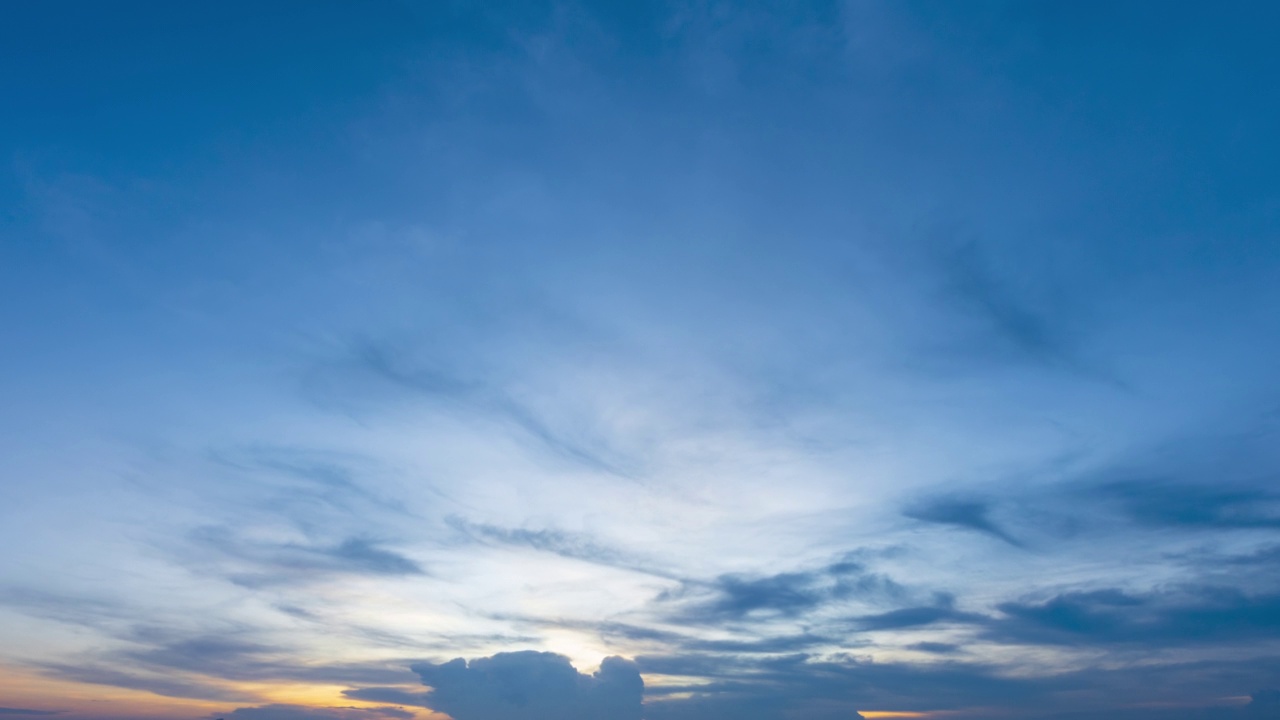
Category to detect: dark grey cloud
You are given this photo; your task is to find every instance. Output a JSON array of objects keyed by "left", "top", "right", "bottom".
[
  {"left": 661, "top": 558, "right": 906, "bottom": 624},
  {"left": 340, "top": 687, "right": 431, "bottom": 707},
  {"left": 906, "top": 641, "right": 961, "bottom": 654},
  {"left": 637, "top": 651, "right": 1280, "bottom": 720},
  {"left": 852, "top": 602, "right": 984, "bottom": 631},
  {"left": 901, "top": 404, "right": 1280, "bottom": 548},
  {"left": 0, "top": 710, "right": 61, "bottom": 716},
  {"left": 684, "top": 571, "right": 826, "bottom": 619},
  {"left": 903, "top": 421, "right": 1280, "bottom": 554},
  {"left": 646, "top": 694, "right": 867, "bottom": 720},
  {"left": 410, "top": 651, "right": 642, "bottom": 720},
  {"left": 903, "top": 496, "right": 1024, "bottom": 547},
  {"left": 638, "top": 652, "right": 1042, "bottom": 717},
  {"left": 989, "top": 586, "right": 1280, "bottom": 647},
  {"left": 1091, "top": 481, "right": 1280, "bottom": 531},
  {"left": 680, "top": 632, "right": 836, "bottom": 654}
]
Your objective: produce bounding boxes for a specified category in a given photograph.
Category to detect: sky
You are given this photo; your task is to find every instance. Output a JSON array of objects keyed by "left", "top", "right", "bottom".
[{"left": 3, "top": 1, "right": 1280, "bottom": 719}]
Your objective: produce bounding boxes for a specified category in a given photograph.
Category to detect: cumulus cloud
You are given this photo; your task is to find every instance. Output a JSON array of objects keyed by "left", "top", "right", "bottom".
[{"left": 409, "top": 651, "right": 642, "bottom": 720}]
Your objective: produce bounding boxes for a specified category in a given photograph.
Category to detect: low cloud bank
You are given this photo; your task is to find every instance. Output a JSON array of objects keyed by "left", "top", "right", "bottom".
[
  {"left": 221, "top": 705, "right": 413, "bottom": 720},
  {"left": 410, "top": 651, "right": 642, "bottom": 720}
]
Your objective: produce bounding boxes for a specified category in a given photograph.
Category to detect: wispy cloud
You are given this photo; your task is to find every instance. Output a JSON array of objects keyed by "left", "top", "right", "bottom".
[
  {"left": 185, "top": 526, "right": 424, "bottom": 588},
  {"left": 448, "top": 517, "right": 676, "bottom": 579},
  {"left": 308, "top": 339, "right": 641, "bottom": 478}
]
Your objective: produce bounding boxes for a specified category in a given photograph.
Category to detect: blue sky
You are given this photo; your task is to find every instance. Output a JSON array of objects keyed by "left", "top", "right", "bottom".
[{"left": 3, "top": 2, "right": 1280, "bottom": 719}]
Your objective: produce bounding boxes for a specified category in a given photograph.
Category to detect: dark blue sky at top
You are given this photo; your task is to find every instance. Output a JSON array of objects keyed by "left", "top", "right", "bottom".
[{"left": 2, "top": 3, "right": 1280, "bottom": 720}]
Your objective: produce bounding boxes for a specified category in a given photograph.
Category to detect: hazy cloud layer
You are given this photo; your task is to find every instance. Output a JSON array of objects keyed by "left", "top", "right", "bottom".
[{"left": 220, "top": 706, "right": 414, "bottom": 720}]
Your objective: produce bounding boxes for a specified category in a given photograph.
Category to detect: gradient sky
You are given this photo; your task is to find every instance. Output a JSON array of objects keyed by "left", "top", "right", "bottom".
[{"left": 4, "top": 2, "right": 1280, "bottom": 719}]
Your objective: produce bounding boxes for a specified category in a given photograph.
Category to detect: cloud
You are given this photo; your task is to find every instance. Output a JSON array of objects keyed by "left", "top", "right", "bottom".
[
  {"left": 661, "top": 558, "right": 906, "bottom": 624},
  {"left": 41, "top": 633, "right": 417, "bottom": 699},
  {"left": 0, "top": 710, "right": 61, "bottom": 717},
  {"left": 593, "top": 619, "right": 838, "bottom": 654},
  {"left": 939, "top": 239, "right": 1069, "bottom": 366},
  {"left": 989, "top": 586, "right": 1280, "bottom": 646},
  {"left": 906, "top": 641, "right": 961, "bottom": 654},
  {"left": 38, "top": 663, "right": 248, "bottom": 702},
  {"left": 637, "top": 652, "right": 1040, "bottom": 719},
  {"left": 410, "top": 651, "right": 642, "bottom": 720},
  {"left": 120, "top": 636, "right": 279, "bottom": 677},
  {"left": 903, "top": 496, "right": 1024, "bottom": 547},
  {"left": 340, "top": 688, "right": 431, "bottom": 707},
  {"left": 901, "top": 426, "right": 1280, "bottom": 552},
  {"left": 1092, "top": 481, "right": 1280, "bottom": 531},
  {"left": 645, "top": 694, "right": 867, "bottom": 720},
  {"left": 202, "top": 446, "right": 419, "bottom": 535},
  {"left": 449, "top": 518, "right": 675, "bottom": 578},
  {"left": 323, "top": 538, "right": 423, "bottom": 575},
  {"left": 685, "top": 571, "right": 827, "bottom": 619},
  {"left": 219, "top": 705, "right": 414, "bottom": 720},
  {"left": 852, "top": 603, "right": 984, "bottom": 631},
  {"left": 636, "top": 651, "right": 1280, "bottom": 719},
  {"left": 323, "top": 340, "right": 636, "bottom": 477},
  {"left": 516, "top": 617, "right": 837, "bottom": 656},
  {"left": 188, "top": 527, "right": 424, "bottom": 587},
  {"left": 0, "top": 587, "right": 137, "bottom": 632},
  {"left": 211, "top": 447, "right": 403, "bottom": 514},
  {"left": 1214, "top": 545, "right": 1280, "bottom": 566}
]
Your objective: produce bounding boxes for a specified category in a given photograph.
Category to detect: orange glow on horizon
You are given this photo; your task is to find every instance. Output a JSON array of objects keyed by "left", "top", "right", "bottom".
[
  {"left": 0, "top": 664, "right": 442, "bottom": 720},
  {"left": 0, "top": 665, "right": 227, "bottom": 719}
]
